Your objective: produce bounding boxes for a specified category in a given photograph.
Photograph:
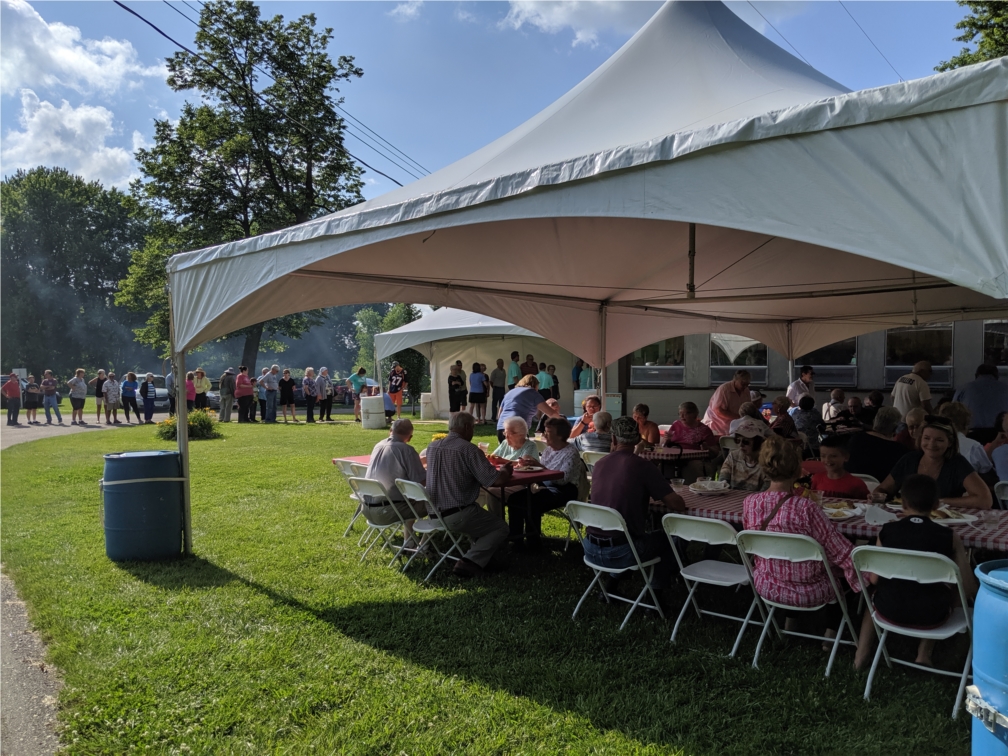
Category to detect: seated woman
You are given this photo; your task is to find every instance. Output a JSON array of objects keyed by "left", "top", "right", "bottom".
[
  {"left": 894, "top": 407, "right": 926, "bottom": 450},
  {"left": 739, "top": 401, "right": 769, "bottom": 425},
  {"left": 483, "top": 416, "right": 540, "bottom": 518},
  {"left": 664, "top": 401, "right": 718, "bottom": 451},
  {"left": 742, "top": 435, "right": 861, "bottom": 639},
  {"left": 632, "top": 403, "right": 661, "bottom": 447},
  {"left": 512, "top": 417, "right": 586, "bottom": 552},
  {"left": 855, "top": 474, "right": 977, "bottom": 670},
  {"left": 874, "top": 416, "right": 992, "bottom": 509},
  {"left": 719, "top": 417, "right": 770, "bottom": 491},
  {"left": 769, "top": 395, "right": 800, "bottom": 440}
]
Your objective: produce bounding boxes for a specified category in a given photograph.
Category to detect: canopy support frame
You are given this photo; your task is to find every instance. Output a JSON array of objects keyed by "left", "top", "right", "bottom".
[
  {"left": 599, "top": 302, "right": 608, "bottom": 398},
  {"left": 168, "top": 287, "right": 192, "bottom": 556},
  {"left": 687, "top": 222, "right": 696, "bottom": 299}
]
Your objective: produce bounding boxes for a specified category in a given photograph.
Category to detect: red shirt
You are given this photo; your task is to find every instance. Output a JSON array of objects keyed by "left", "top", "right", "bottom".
[
  {"left": 234, "top": 374, "right": 254, "bottom": 398},
  {"left": 810, "top": 471, "right": 870, "bottom": 499},
  {"left": 2, "top": 379, "right": 20, "bottom": 399},
  {"left": 520, "top": 362, "right": 537, "bottom": 377}
]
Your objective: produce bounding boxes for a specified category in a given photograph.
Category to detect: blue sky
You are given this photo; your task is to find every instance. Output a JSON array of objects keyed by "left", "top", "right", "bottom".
[{"left": 1, "top": 1, "right": 970, "bottom": 198}]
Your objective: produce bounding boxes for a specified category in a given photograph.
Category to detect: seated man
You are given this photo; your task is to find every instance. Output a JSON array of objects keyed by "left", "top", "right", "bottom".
[
  {"left": 425, "top": 412, "right": 513, "bottom": 578},
  {"left": 582, "top": 417, "right": 685, "bottom": 599},
  {"left": 573, "top": 411, "right": 613, "bottom": 453},
  {"left": 364, "top": 419, "right": 427, "bottom": 544}
]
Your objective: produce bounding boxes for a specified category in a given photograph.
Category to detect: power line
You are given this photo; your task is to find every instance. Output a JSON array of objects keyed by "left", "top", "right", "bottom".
[
  {"left": 838, "top": 1, "right": 905, "bottom": 82},
  {"left": 116, "top": 0, "right": 406, "bottom": 187},
  {"left": 746, "top": 1, "right": 812, "bottom": 67},
  {"left": 175, "top": 0, "right": 429, "bottom": 179}
]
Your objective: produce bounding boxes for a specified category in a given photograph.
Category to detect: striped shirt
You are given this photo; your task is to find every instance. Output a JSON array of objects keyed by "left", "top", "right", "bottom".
[{"left": 425, "top": 432, "right": 501, "bottom": 512}]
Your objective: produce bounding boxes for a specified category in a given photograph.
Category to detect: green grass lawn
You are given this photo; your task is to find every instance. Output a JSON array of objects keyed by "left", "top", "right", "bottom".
[{"left": 1, "top": 421, "right": 971, "bottom": 754}]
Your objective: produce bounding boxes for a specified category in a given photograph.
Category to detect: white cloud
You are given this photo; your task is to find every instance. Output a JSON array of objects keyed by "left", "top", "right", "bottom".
[
  {"left": 454, "top": 7, "right": 476, "bottom": 24},
  {"left": 388, "top": 0, "right": 423, "bottom": 22},
  {"left": 0, "top": 0, "right": 164, "bottom": 97},
  {"left": 500, "top": 1, "right": 660, "bottom": 48},
  {"left": 1, "top": 89, "right": 139, "bottom": 188}
]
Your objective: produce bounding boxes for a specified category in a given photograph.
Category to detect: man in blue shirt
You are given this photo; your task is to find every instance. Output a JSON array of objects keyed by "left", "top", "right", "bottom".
[
  {"left": 572, "top": 358, "right": 584, "bottom": 391},
  {"left": 952, "top": 363, "right": 1008, "bottom": 430},
  {"left": 506, "top": 351, "right": 521, "bottom": 390}
]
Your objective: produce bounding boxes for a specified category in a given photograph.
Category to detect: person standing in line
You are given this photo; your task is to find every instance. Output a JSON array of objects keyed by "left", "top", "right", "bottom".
[
  {"left": 40, "top": 369, "right": 63, "bottom": 425},
  {"left": 101, "top": 372, "right": 121, "bottom": 424},
  {"left": 387, "top": 362, "right": 407, "bottom": 419},
  {"left": 165, "top": 370, "right": 176, "bottom": 417},
  {"left": 489, "top": 358, "right": 507, "bottom": 422},
  {"left": 23, "top": 374, "right": 41, "bottom": 424},
  {"left": 263, "top": 365, "right": 280, "bottom": 423},
  {"left": 547, "top": 364, "right": 560, "bottom": 402},
  {"left": 235, "top": 366, "right": 254, "bottom": 422},
  {"left": 456, "top": 360, "right": 467, "bottom": 387},
  {"left": 139, "top": 372, "right": 157, "bottom": 424},
  {"left": 3, "top": 372, "right": 22, "bottom": 426},
  {"left": 347, "top": 367, "right": 368, "bottom": 422},
  {"left": 185, "top": 371, "right": 196, "bottom": 411},
  {"left": 534, "top": 363, "right": 553, "bottom": 402},
  {"left": 193, "top": 368, "right": 211, "bottom": 410},
  {"left": 120, "top": 372, "right": 139, "bottom": 423},
  {"left": 256, "top": 368, "right": 269, "bottom": 421},
  {"left": 507, "top": 351, "right": 521, "bottom": 390},
  {"left": 479, "top": 363, "right": 491, "bottom": 422},
  {"left": 467, "top": 362, "right": 487, "bottom": 424},
  {"left": 521, "top": 354, "right": 537, "bottom": 377},
  {"left": 89, "top": 369, "right": 107, "bottom": 424},
  {"left": 278, "top": 369, "right": 298, "bottom": 423},
  {"left": 447, "top": 364, "right": 466, "bottom": 421},
  {"left": 572, "top": 358, "right": 584, "bottom": 392},
  {"left": 66, "top": 369, "right": 88, "bottom": 426},
  {"left": 302, "top": 367, "right": 318, "bottom": 423},
  {"left": 218, "top": 367, "right": 236, "bottom": 423},
  {"left": 316, "top": 367, "right": 333, "bottom": 422}
]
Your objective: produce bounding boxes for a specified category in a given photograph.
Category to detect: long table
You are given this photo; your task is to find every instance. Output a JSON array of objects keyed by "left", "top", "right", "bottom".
[
  {"left": 637, "top": 447, "right": 714, "bottom": 477},
  {"left": 650, "top": 489, "right": 1008, "bottom": 552}
]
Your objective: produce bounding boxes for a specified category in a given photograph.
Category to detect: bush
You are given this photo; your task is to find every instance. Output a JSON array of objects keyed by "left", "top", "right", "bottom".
[{"left": 154, "top": 409, "right": 223, "bottom": 441}]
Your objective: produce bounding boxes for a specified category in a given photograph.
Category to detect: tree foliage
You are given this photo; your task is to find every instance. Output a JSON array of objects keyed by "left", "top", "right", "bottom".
[
  {"left": 1, "top": 167, "right": 152, "bottom": 378},
  {"left": 121, "top": 0, "right": 364, "bottom": 371},
  {"left": 936, "top": 1, "right": 1008, "bottom": 71},
  {"left": 353, "top": 304, "right": 429, "bottom": 400}
]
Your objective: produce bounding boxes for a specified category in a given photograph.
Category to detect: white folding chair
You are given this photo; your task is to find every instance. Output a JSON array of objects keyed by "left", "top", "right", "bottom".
[
  {"left": 534, "top": 438, "right": 548, "bottom": 455},
  {"left": 852, "top": 473, "right": 881, "bottom": 493},
  {"left": 346, "top": 477, "right": 421, "bottom": 567},
  {"left": 334, "top": 459, "right": 372, "bottom": 542},
  {"left": 394, "top": 479, "right": 468, "bottom": 582},
  {"left": 661, "top": 514, "right": 766, "bottom": 657},
  {"left": 736, "top": 530, "right": 859, "bottom": 677},
  {"left": 994, "top": 481, "right": 1008, "bottom": 510},
  {"left": 851, "top": 546, "right": 973, "bottom": 718},
  {"left": 580, "top": 450, "right": 608, "bottom": 473},
  {"left": 719, "top": 436, "right": 738, "bottom": 453},
  {"left": 658, "top": 424, "right": 672, "bottom": 435},
  {"left": 565, "top": 501, "right": 665, "bottom": 630}
]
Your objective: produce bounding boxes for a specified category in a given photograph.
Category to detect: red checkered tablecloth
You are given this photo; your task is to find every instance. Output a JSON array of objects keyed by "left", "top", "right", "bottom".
[
  {"left": 637, "top": 448, "right": 713, "bottom": 462},
  {"left": 650, "top": 490, "right": 1008, "bottom": 553}
]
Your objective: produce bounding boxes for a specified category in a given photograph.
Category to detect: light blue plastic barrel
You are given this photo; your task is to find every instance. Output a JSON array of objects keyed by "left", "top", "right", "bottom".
[
  {"left": 972, "top": 560, "right": 1008, "bottom": 755},
  {"left": 102, "top": 451, "right": 183, "bottom": 561}
]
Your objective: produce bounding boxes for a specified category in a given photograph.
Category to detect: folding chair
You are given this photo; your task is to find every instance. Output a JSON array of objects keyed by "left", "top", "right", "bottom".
[
  {"left": 994, "top": 481, "right": 1008, "bottom": 510},
  {"left": 565, "top": 501, "right": 665, "bottom": 630},
  {"left": 346, "top": 477, "right": 421, "bottom": 568},
  {"left": 334, "top": 459, "right": 372, "bottom": 542},
  {"left": 534, "top": 438, "right": 548, "bottom": 455},
  {"left": 719, "top": 436, "right": 738, "bottom": 453},
  {"left": 394, "top": 479, "right": 468, "bottom": 582},
  {"left": 580, "top": 450, "right": 608, "bottom": 473},
  {"left": 662, "top": 513, "right": 766, "bottom": 657},
  {"left": 851, "top": 546, "right": 973, "bottom": 718},
  {"left": 736, "top": 530, "right": 859, "bottom": 676},
  {"left": 852, "top": 473, "right": 881, "bottom": 493}
]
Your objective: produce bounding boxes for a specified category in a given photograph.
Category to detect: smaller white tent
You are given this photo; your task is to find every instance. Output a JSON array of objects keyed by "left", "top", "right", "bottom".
[{"left": 375, "top": 308, "right": 578, "bottom": 418}]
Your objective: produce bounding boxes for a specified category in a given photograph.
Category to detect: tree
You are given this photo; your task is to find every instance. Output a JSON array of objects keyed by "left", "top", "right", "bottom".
[
  {"left": 121, "top": 0, "right": 364, "bottom": 370},
  {"left": 1, "top": 167, "right": 152, "bottom": 378},
  {"left": 936, "top": 1, "right": 1008, "bottom": 71},
  {"left": 354, "top": 303, "right": 429, "bottom": 411}
]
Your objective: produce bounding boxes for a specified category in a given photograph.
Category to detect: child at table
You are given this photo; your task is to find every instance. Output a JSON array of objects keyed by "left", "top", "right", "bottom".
[
  {"left": 854, "top": 474, "right": 977, "bottom": 669},
  {"left": 811, "top": 435, "right": 869, "bottom": 499}
]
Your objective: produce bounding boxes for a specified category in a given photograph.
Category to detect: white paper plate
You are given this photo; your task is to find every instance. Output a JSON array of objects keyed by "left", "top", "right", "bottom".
[
  {"left": 931, "top": 507, "right": 978, "bottom": 526},
  {"left": 822, "top": 502, "right": 863, "bottom": 521},
  {"left": 689, "top": 481, "right": 730, "bottom": 496},
  {"left": 515, "top": 465, "right": 544, "bottom": 472}
]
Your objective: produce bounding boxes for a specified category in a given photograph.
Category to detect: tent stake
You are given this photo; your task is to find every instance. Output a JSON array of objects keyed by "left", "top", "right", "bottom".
[{"left": 687, "top": 223, "right": 696, "bottom": 299}]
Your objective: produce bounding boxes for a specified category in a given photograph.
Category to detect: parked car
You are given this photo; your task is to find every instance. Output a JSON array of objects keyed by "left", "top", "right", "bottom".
[{"left": 136, "top": 374, "right": 170, "bottom": 413}]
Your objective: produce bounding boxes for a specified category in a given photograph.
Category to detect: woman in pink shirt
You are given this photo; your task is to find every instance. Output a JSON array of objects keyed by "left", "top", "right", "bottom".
[
  {"left": 185, "top": 371, "right": 196, "bottom": 411},
  {"left": 234, "top": 365, "right": 254, "bottom": 423},
  {"left": 664, "top": 401, "right": 718, "bottom": 451},
  {"left": 742, "top": 435, "right": 860, "bottom": 640}
]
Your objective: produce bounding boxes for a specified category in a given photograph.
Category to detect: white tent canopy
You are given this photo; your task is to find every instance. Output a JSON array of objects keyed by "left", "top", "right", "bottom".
[
  {"left": 167, "top": 0, "right": 1008, "bottom": 369},
  {"left": 374, "top": 308, "right": 540, "bottom": 360},
  {"left": 376, "top": 308, "right": 578, "bottom": 416}
]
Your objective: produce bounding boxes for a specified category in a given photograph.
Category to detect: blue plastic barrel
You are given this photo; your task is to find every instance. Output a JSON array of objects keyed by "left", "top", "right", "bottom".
[
  {"left": 972, "top": 559, "right": 1008, "bottom": 755},
  {"left": 102, "top": 451, "right": 184, "bottom": 561}
]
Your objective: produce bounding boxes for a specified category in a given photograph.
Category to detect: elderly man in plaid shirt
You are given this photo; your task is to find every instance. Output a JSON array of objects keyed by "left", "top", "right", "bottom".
[{"left": 425, "top": 412, "right": 513, "bottom": 578}]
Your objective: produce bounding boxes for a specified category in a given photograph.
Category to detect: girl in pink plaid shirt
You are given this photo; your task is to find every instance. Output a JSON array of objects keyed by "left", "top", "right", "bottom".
[{"left": 742, "top": 436, "right": 860, "bottom": 609}]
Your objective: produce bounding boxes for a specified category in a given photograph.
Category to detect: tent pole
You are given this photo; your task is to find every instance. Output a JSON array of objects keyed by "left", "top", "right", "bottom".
[
  {"left": 687, "top": 223, "right": 696, "bottom": 299},
  {"left": 599, "top": 303, "right": 608, "bottom": 400},
  {"left": 787, "top": 321, "right": 795, "bottom": 383},
  {"left": 168, "top": 284, "right": 192, "bottom": 556}
]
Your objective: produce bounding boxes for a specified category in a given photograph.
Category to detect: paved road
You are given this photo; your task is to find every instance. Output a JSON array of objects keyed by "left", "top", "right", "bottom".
[
  {"left": 1, "top": 574, "right": 62, "bottom": 756},
  {"left": 0, "top": 418, "right": 118, "bottom": 451}
]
